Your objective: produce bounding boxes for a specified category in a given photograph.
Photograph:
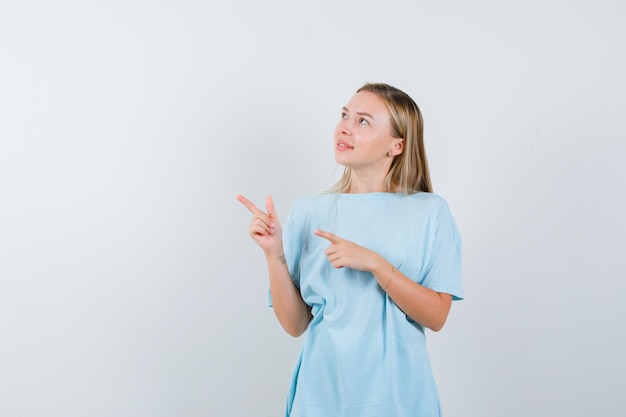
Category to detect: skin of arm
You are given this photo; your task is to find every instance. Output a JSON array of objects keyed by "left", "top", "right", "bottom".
[
  {"left": 370, "top": 257, "right": 452, "bottom": 332},
  {"left": 263, "top": 249, "right": 312, "bottom": 337},
  {"left": 315, "top": 230, "right": 452, "bottom": 332},
  {"left": 237, "top": 195, "right": 312, "bottom": 337}
]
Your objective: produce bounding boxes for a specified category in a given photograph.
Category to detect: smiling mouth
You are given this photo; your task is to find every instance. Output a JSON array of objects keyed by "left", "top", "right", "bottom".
[{"left": 337, "top": 142, "right": 354, "bottom": 149}]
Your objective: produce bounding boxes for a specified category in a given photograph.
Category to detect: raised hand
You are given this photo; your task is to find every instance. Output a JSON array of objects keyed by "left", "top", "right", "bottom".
[
  {"left": 237, "top": 194, "right": 283, "bottom": 255},
  {"left": 314, "top": 230, "right": 382, "bottom": 272}
]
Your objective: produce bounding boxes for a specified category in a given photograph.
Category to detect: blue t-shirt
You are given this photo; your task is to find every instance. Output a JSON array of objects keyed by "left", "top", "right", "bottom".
[{"left": 273, "top": 192, "right": 463, "bottom": 417}]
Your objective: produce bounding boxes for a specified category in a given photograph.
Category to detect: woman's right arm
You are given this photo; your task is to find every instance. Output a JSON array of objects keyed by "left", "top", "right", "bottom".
[
  {"left": 237, "top": 194, "right": 312, "bottom": 337},
  {"left": 263, "top": 250, "right": 312, "bottom": 337}
]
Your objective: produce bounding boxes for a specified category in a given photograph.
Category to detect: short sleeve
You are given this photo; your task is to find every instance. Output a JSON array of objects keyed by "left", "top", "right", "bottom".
[
  {"left": 421, "top": 199, "right": 464, "bottom": 301},
  {"left": 267, "top": 199, "right": 306, "bottom": 307}
]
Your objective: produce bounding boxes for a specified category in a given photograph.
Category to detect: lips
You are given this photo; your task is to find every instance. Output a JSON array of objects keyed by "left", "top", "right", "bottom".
[{"left": 336, "top": 140, "right": 354, "bottom": 150}]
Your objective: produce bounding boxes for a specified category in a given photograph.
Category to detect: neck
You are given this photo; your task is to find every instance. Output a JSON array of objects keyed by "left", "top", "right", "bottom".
[{"left": 347, "top": 168, "right": 389, "bottom": 194}]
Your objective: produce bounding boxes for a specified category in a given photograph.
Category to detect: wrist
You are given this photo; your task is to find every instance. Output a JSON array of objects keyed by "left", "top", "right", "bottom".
[
  {"left": 264, "top": 247, "right": 285, "bottom": 260},
  {"left": 370, "top": 256, "right": 395, "bottom": 290},
  {"left": 382, "top": 264, "right": 395, "bottom": 291},
  {"left": 369, "top": 254, "right": 388, "bottom": 275}
]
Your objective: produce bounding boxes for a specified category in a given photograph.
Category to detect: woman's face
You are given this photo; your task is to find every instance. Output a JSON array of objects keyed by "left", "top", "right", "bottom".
[{"left": 333, "top": 91, "right": 401, "bottom": 171}]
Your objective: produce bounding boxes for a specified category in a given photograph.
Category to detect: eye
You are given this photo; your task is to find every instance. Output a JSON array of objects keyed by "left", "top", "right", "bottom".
[
  {"left": 358, "top": 117, "right": 369, "bottom": 125},
  {"left": 341, "top": 112, "right": 348, "bottom": 119}
]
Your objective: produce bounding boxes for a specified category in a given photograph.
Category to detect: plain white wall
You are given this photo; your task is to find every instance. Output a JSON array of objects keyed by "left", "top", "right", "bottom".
[{"left": 1, "top": 1, "right": 624, "bottom": 416}]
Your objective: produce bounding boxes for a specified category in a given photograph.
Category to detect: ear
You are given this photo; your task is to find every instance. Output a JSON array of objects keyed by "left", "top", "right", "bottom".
[{"left": 390, "top": 139, "right": 404, "bottom": 156}]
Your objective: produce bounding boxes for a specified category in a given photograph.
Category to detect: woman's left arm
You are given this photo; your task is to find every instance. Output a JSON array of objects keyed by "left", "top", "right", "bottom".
[
  {"left": 315, "top": 230, "right": 452, "bottom": 332},
  {"left": 371, "top": 260, "right": 452, "bottom": 331}
]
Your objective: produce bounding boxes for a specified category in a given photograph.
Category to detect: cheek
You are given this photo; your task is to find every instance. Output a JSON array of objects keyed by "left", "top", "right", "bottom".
[{"left": 333, "top": 127, "right": 343, "bottom": 141}]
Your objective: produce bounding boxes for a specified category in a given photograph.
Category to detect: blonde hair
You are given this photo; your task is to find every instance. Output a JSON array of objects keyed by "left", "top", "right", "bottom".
[{"left": 329, "top": 83, "right": 433, "bottom": 194}]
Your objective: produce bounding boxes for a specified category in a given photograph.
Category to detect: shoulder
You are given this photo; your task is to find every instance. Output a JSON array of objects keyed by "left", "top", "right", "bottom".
[
  {"left": 408, "top": 193, "right": 461, "bottom": 240},
  {"left": 402, "top": 193, "right": 459, "bottom": 231},
  {"left": 403, "top": 192, "right": 452, "bottom": 212}
]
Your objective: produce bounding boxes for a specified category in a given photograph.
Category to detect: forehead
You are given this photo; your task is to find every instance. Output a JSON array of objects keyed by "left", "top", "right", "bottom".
[{"left": 345, "top": 91, "right": 389, "bottom": 115}]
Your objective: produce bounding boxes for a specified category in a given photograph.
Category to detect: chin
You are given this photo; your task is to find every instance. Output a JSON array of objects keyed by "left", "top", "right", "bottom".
[
  {"left": 334, "top": 156, "right": 350, "bottom": 168},
  {"left": 334, "top": 150, "right": 351, "bottom": 162}
]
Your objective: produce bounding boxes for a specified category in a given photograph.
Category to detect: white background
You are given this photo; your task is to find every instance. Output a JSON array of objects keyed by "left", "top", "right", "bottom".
[{"left": 1, "top": 1, "right": 625, "bottom": 416}]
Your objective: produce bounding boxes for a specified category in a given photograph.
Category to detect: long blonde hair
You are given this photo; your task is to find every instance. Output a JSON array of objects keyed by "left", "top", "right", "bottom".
[{"left": 329, "top": 83, "right": 433, "bottom": 194}]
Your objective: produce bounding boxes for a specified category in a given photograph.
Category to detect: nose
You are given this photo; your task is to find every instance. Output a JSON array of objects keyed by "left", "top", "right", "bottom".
[{"left": 337, "top": 118, "right": 352, "bottom": 135}]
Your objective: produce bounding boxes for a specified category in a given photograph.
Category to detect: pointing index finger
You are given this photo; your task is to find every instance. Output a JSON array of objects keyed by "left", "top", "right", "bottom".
[
  {"left": 314, "top": 230, "right": 341, "bottom": 244},
  {"left": 236, "top": 194, "right": 262, "bottom": 214}
]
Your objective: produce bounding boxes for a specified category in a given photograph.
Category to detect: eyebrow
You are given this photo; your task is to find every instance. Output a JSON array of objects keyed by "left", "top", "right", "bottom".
[{"left": 342, "top": 107, "right": 375, "bottom": 121}]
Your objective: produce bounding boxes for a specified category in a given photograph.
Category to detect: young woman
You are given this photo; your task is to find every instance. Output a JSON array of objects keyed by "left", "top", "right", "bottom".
[{"left": 237, "top": 83, "right": 463, "bottom": 416}]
